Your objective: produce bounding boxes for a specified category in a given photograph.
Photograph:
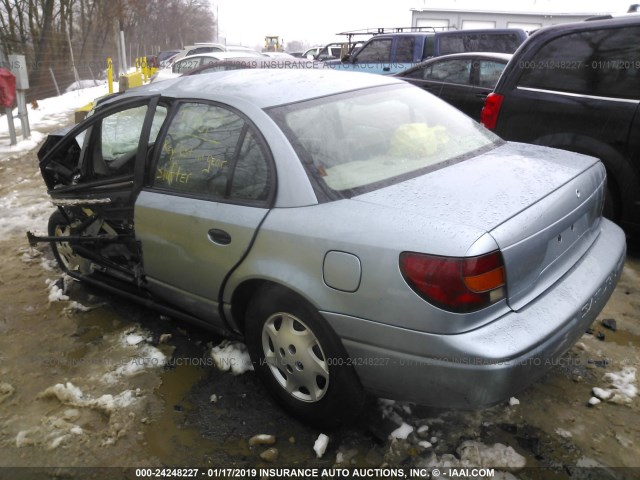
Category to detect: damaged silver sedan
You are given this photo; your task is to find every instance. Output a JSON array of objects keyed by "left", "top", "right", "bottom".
[{"left": 30, "top": 69, "right": 626, "bottom": 426}]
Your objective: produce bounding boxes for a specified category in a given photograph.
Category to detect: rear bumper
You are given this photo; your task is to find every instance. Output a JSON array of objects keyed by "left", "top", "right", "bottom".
[{"left": 323, "top": 218, "right": 626, "bottom": 407}]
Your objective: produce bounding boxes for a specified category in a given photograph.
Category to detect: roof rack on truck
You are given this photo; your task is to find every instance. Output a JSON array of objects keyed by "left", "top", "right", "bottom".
[{"left": 336, "top": 26, "right": 456, "bottom": 43}]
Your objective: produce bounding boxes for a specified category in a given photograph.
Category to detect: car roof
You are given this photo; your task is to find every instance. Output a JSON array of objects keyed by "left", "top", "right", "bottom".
[
  {"left": 114, "top": 69, "right": 403, "bottom": 109},
  {"left": 529, "top": 13, "right": 640, "bottom": 38},
  {"left": 176, "top": 51, "right": 252, "bottom": 62},
  {"left": 184, "top": 57, "right": 327, "bottom": 76},
  {"left": 426, "top": 52, "right": 512, "bottom": 61},
  {"left": 396, "top": 52, "right": 512, "bottom": 76}
]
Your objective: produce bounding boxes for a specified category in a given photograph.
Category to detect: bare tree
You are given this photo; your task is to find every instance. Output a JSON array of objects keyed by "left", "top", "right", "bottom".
[{"left": 0, "top": 0, "right": 216, "bottom": 100}]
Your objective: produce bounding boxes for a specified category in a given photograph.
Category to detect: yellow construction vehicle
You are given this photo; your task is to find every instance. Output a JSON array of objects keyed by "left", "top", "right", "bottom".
[{"left": 263, "top": 36, "right": 283, "bottom": 52}]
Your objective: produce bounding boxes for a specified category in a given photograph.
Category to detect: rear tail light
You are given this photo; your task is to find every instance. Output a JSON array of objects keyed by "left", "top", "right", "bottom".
[
  {"left": 399, "top": 251, "right": 506, "bottom": 313},
  {"left": 481, "top": 93, "right": 504, "bottom": 130}
]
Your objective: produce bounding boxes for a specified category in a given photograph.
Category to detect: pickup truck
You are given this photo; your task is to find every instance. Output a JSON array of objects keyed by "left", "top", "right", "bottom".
[{"left": 324, "top": 28, "right": 527, "bottom": 75}]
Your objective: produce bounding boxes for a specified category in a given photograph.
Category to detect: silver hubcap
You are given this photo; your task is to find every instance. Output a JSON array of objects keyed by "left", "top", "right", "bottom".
[{"left": 261, "top": 312, "right": 329, "bottom": 402}]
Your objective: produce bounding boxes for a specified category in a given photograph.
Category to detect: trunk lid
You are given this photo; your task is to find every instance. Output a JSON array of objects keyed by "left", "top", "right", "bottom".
[{"left": 354, "top": 142, "right": 605, "bottom": 311}]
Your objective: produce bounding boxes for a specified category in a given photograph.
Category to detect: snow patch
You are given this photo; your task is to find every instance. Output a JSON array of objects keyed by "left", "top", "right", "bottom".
[
  {"left": 313, "top": 433, "right": 329, "bottom": 458},
  {"left": 389, "top": 422, "right": 414, "bottom": 440},
  {"left": 593, "top": 367, "right": 637, "bottom": 405},
  {"left": 63, "top": 301, "right": 91, "bottom": 313},
  {"left": 45, "top": 278, "right": 69, "bottom": 302},
  {"left": 458, "top": 441, "right": 527, "bottom": 469},
  {"left": 210, "top": 340, "right": 254, "bottom": 375},
  {"left": 555, "top": 428, "right": 573, "bottom": 439},
  {"left": 38, "top": 381, "right": 139, "bottom": 415},
  {"left": 509, "top": 397, "right": 520, "bottom": 406},
  {"left": 125, "top": 334, "right": 146, "bottom": 346},
  {"left": 103, "top": 344, "right": 166, "bottom": 383}
]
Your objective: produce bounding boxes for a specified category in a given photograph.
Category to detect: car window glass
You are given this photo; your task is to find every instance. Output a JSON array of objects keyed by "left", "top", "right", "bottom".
[
  {"left": 230, "top": 131, "right": 270, "bottom": 201},
  {"left": 270, "top": 84, "right": 497, "bottom": 196},
  {"left": 478, "top": 60, "right": 506, "bottom": 88},
  {"left": 97, "top": 105, "right": 148, "bottom": 176},
  {"left": 395, "top": 37, "right": 415, "bottom": 63},
  {"left": 518, "top": 26, "right": 640, "bottom": 99},
  {"left": 355, "top": 38, "right": 392, "bottom": 62},
  {"left": 423, "top": 35, "right": 436, "bottom": 58},
  {"left": 425, "top": 59, "right": 472, "bottom": 84},
  {"left": 153, "top": 103, "right": 270, "bottom": 202},
  {"left": 186, "top": 46, "right": 222, "bottom": 56},
  {"left": 403, "top": 65, "right": 429, "bottom": 80},
  {"left": 150, "top": 106, "right": 167, "bottom": 141},
  {"left": 439, "top": 33, "right": 522, "bottom": 55}
]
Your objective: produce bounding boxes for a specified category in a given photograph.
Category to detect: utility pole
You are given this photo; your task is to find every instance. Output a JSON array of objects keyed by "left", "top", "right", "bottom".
[
  {"left": 114, "top": 20, "right": 123, "bottom": 76},
  {"left": 66, "top": 26, "right": 80, "bottom": 84}
]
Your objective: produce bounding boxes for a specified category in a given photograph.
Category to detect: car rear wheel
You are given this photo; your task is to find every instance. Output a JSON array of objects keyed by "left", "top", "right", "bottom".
[
  {"left": 245, "top": 284, "right": 365, "bottom": 427},
  {"left": 48, "top": 210, "right": 89, "bottom": 274}
]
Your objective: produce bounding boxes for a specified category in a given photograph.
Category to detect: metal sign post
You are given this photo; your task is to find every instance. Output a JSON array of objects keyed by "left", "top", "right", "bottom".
[{"left": 8, "top": 54, "right": 30, "bottom": 140}]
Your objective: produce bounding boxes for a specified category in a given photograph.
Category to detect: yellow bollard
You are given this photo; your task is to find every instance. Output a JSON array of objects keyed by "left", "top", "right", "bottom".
[
  {"left": 107, "top": 58, "right": 113, "bottom": 93},
  {"left": 141, "top": 56, "right": 148, "bottom": 82}
]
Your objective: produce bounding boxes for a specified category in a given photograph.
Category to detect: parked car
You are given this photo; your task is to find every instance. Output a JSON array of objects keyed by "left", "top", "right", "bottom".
[
  {"left": 481, "top": 15, "right": 640, "bottom": 235},
  {"left": 261, "top": 51, "right": 295, "bottom": 58},
  {"left": 396, "top": 52, "right": 512, "bottom": 120},
  {"left": 169, "top": 42, "right": 227, "bottom": 65},
  {"left": 31, "top": 69, "right": 625, "bottom": 426},
  {"left": 312, "top": 42, "right": 348, "bottom": 61},
  {"left": 225, "top": 45, "right": 261, "bottom": 56},
  {"left": 325, "top": 28, "right": 526, "bottom": 74},
  {"left": 150, "top": 52, "right": 263, "bottom": 83},
  {"left": 151, "top": 50, "right": 180, "bottom": 68},
  {"left": 303, "top": 45, "right": 322, "bottom": 58},
  {"left": 183, "top": 57, "right": 326, "bottom": 76}
]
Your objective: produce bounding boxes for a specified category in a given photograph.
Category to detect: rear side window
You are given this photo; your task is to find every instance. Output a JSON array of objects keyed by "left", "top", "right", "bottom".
[
  {"left": 423, "top": 35, "right": 436, "bottom": 58},
  {"left": 421, "top": 59, "right": 473, "bottom": 85},
  {"left": 395, "top": 37, "right": 415, "bottom": 63},
  {"left": 439, "top": 33, "right": 522, "bottom": 55},
  {"left": 517, "top": 26, "right": 640, "bottom": 99},
  {"left": 478, "top": 60, "right": 507, "bottom": 88},
  {"left": 152, "top": 103, "right": 272, "bottom": 203}
]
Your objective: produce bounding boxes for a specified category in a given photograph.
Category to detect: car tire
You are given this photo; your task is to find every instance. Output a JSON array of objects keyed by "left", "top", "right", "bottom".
[
  {"left": 245, "top": 284, "right": 365, "bottom": 428},
  {"left": 48, "top": 210, "right": 89, "bottom": 274}
]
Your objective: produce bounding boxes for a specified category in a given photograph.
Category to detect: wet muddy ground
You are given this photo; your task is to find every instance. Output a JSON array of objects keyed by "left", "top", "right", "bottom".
[{"left": 0, "top": 137, "right": 639, "bottom": 479}]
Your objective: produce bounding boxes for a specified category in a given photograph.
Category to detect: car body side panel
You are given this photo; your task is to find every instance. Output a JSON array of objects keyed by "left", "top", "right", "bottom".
[
  {"left": 224, "top": 199, "right": 511, "bottom": 335},
  {"left": 134, "top": 190, "right": 268, "bottom": 325},
  {"left": 225, "top": 142, "right": 608, "bottom": 335}
]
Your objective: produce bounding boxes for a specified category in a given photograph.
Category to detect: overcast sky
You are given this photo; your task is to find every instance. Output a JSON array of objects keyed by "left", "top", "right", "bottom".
[{"left": 214, "top": 0, "right": 634, "bottom": 48}]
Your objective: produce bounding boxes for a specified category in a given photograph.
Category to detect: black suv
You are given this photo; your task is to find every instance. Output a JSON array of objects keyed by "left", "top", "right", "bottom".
[{"left": 482, "top": 16, "right": 640, "bottom": 235}]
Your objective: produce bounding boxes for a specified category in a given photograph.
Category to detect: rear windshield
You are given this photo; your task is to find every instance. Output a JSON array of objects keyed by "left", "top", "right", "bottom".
[{"left": 268, "top": 84, "right": 499, "bottom": 198}]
